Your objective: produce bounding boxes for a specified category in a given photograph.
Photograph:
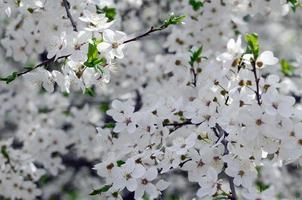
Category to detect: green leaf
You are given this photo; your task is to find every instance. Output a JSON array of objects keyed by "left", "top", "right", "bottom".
[
  {"left": 38, "top": 107, "right": 51, "bottom": 113},
  {"left": 280, "top": 59, "right": 295, "bottom": 76},
  {"left": 84, "top": 87, "right": 96, "bottom": 97},
  {"left": 67, "top": 190, "right": 78, "bottom": 200},
  {"left": 287, "top": 0, "right": 300, "bottom": 12},
  {"left": 62, "top": 91, "right": 70, "bottom": 97},
  {"left": 96, "top": 6, "right": 117, "bottom": 22},
  {"left": 27, "top": 7, "right": 34, "bottom": 13},
  {"left": 245, "top": 33, "right": 259, "bottom": 58},
  {"left": 164, "top": 14, "right": 186, "bottom": 27},
  {"left": 1, "top": 146, "right": 9, "bottom": 161},
  {"left": 116, "top": 160, "right": 125, "bottom": 167},
  {"left": 255, "top": 180, "right": 270, "bottom": 192},
  {"left": 189, "top": 46, "right": 203, "bottom": 66},
  {"left": 103, "top": 7, "right": 116, "bottom": 22},
  {"left": 99, "top": 103, "right": 110, "bottom": 113},
  {"left": 84, "top": 38, "right": 107, "bottom": 73},
  {"left": 143, "top": 196, "right": 150, "bottom": 200},
  {"left": 89, "top": 185, "right": 112, "bottom": 196},
  {"left": 104, "top": 122, "right": 116, "bottom": 129},
  {"left": 0, "top": 72, "right": 18, "bottom": 84},
  {"left": 189, "top": 0, "right": 204, "bottom": 11},
  {"left": 38, "top": 175, "right": 50, "bottom": 186},
  {"left": 85, "top": 38, "right": 101, "bottom": 67}
]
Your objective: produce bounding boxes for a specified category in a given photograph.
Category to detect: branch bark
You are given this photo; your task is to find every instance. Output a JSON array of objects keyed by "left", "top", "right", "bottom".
[
  {"left": 62, "top": 0, "right": 78, "bottom": 32},
  {"left": 251, "top": 60, "right": 262, "bottom": 105},
  {"left": 16, "top": 54, "right": 71, "bottom": 77},
  {"left": 213, "top": 124, "right": 237, "bottom": 200},
  {"left": 123, "top": 25, "right": 167, "bottom": 44}
]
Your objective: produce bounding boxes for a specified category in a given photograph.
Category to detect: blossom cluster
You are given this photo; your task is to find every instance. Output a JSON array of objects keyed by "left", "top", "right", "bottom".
[{"left": 1, "top": 0, "right": 302, "bottom": 200}]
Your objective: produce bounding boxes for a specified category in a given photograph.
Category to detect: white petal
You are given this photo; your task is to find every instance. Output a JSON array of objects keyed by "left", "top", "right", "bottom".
[
  {"left": 197, "top": 187, "right": 210, "bottom": 198},
  {"left": 103, "top": 29, "right": 115, "bottom": 43},
  {"left": 132, "top": 165, "right": 146, "bottom": 178},
  {"left": 134, "top": 185, "right": 145, "bottom": 200},
  {"left": 145, "top": 167, "right": 158, "bottom": 181},
  {"left": 97, "top": 42, "right": 111, "bottom": 52},
  {"left": 42, "top": 81, "right": 54, "bottom": 92},
  {"left": 258, "top": 51, "right": 279, "bottom": 66},
  {"left": 156, "top": 180, "right": 170, "bottom": 191},
  {"left": 126, "top": 179, "right": 137, "bottom": 192},
  {"left": 146, "top": 184, "right": 158, "bottom": 198},
  {"left": 114, "top": 47, "right": 124, "bottom": 59}
]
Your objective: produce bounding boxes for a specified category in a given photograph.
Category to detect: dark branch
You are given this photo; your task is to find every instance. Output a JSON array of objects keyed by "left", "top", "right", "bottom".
[
  {"left": 190, "top": 67, "right": 197, "bottom": 87},
  {"left": 251, "top": 60, "right": 262, "bottom": 105},
  {"left": 213, "top": 124, "right": 237, "bottom": 200},
  {"left": 62, "top": 0, "right": 78, "bottom": 32},
  {"left": 163, "top": 120, "right": 204, "bottom": 135},
  {"left": 17, "top": 54, "right": 71, "bottom": 77},
  {"left": 123, "top": 25, "right": 167, "bottom": 44}
]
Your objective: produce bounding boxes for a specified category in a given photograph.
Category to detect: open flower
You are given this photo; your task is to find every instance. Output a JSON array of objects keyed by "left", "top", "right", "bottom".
[
  {"left": 97, "top": 29, "right": 127, "bottom": 59},
  {"left": 134, "top": 167, "right": 159, "bottom": 199},
  {"left": 79, "top": 10, "right": 113, "bottom": 31},
  {"left": 107, "top": 100, "right": 138, "bottom": 134},
  {"left": 217, "top": 35, "right": 244, "bottom": 62},
  {"left": 111, "top": 159, "right": 146, "bottom": 192},
  {"left": 255, "top": 51, "right": 279, "bottom": 68}
]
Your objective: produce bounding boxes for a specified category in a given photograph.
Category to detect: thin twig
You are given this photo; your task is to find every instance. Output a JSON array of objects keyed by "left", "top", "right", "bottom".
[
  {"left": 190, "top": 67, "right": 197, "bottom": 87},
  {"left": 251, "top": 60, "right": 261, "bottom": 105},
  {"left": 163, "top": 120, "right": 204, "bottom": 135},
  {"left": 62, "top": 0, "right": 78, "bottom": 32},
  {"left": 17, "top": 54, "right": 71, "bottom": 77},
  {"left": 123, "top": 25, "right": 167, "bottom": 44}
]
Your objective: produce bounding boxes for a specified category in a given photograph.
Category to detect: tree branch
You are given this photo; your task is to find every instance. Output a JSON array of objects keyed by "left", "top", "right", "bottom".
[
  {"left": 213, "top": 124, "right": 237, "bottom": 200},
  {"left": 62, "top": 0, "right": 78, "bottom": 32},
  {"left": 17, "top": 54, "right": 71, "bottom": 77},
  {"left": 123, "top": 25, "right": 167, "bottom": 44},
  {"left": 163, "top": 120, "right": 204, "bottom": 135},
  {"left": 251, "top": 60, "right": 262, "bottom": 105}
]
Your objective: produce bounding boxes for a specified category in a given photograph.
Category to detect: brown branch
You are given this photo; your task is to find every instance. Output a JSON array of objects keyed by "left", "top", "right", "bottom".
[
  {"left": 163, "top": 120, "right": 204, "bottom": 135},
  {"left": 123, "top": 25, "right": 167, "bottom": 44},
  {"left": 17, "top": 54, "right": 71, "bottom": 77},
  {"left": 62, "top": 0, "right": 78, "bottom": 32},
  {"left": 213, "top": 124, "right": 237, "bottom": 200},
  {"left": 190, "top": 67, "right": 197, "bottom": 87},
  {"left": 251, "top": 60, "right": 261, "bottom": 105}
]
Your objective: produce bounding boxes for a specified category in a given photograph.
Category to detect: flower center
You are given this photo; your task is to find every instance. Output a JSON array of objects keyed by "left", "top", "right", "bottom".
[
  {"left": 141, "top": 178, "right": 148, "bottom": 185},
  {"left": 256, "top": 61, "right": 263, "bottom": 68},
  {"left": 256, "top": 119, "right": 263, "bottom": 126},
  {"left": 112, "top": 42, "right": 119, "bottom": 49},
  {"left": 238, "top": 170, "right": 245, "bottom": 177}
]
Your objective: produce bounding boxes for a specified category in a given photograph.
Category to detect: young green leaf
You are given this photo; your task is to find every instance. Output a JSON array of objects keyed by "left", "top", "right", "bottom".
[
  {"left": 245, "top": 33, "right": 259, "bottom": 58},
  {"left": 287, "top": 0, "right": 300, "bottom": 12},
  {"left": 96, "top": 6, "right": 116, "bottom": 22},
  {"left": 116, "top": 160, "right": 126, "bottom": 167},
  {"left": 85, "top": 38, "right": 102, "bottom": 67},
  {"left": 84, "top": 87, "right": 96, "bottom": 97},
  {"left": 103, "top": 7, "right": 116, "bottom": 22},
  {"left": 255, "top": 180, "right": 270, "bottom": 192},
  {"left": 84, "top": 38, "right": 107, "bottom": 74},
  {"left": 189, "top": 0, "right": 204, "bottom": 11},
  {"left": 280, "top": 59, "right": 295, "bottom": 76},
  {"left": 89, "top": 185, "right": 112, "bottom": 196},
  {"left": 99, "top": 103, "right": 110, "bottom": 113},
  {"left": 104, "top": 122, "right": 116, "bottom": 129},
  {"left": 0, "top": 71, "right": 18, "bottom": 84},
  {"left": 1, "top": 146, "right": 9, "bottom": 161},
  {"left": 163, "top": 14, "right": 186, "bottom": 27},
  {"left": 189, "top": 46, "right": 203, "bottom": 66}
]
